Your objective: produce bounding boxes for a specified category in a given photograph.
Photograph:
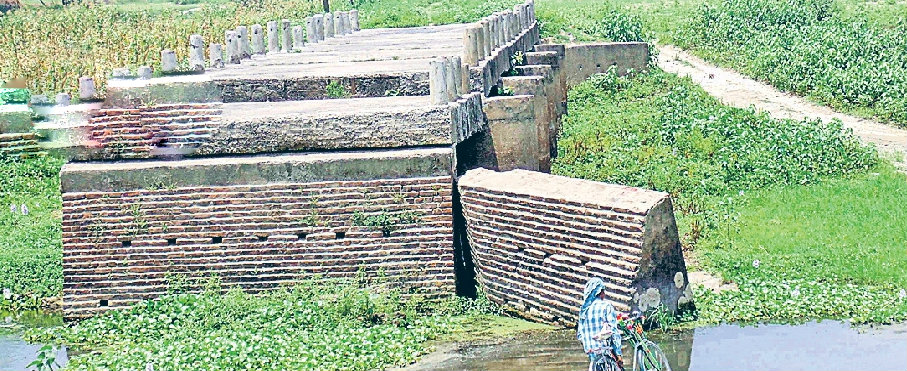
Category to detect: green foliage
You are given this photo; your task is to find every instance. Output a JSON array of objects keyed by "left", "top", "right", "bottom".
[
  {"left": 354, "top": 0, "right": 520, "bottom": 29},
  {"left": 0, "top": 154, "right": 64, "bottom": 310},
  {"left": 351, "top": 209, "right": 422, "bottom": 237},
  {"left": 536, "top": 0, "right": 647, "bottom": 43},
  {"left": 553, "top": 68, "right": 876, "bottom": 246},
  {"left": 27, "top": 344, "right": 61, "bottom": 371},
  {"left": 24, "top": 282, "right": 494, "bottom": 371},
  {"left": 677, "top": 0, "right": 907, "bottom": 126},
  {"left": 0, "top": 87, "right": 29, "bottom": 105},
  {"left": 692, "top": 166, "right": 907, "bottom": 324},
  {"left": 325, "top": 80, "right": 350, "bottom": 99}
]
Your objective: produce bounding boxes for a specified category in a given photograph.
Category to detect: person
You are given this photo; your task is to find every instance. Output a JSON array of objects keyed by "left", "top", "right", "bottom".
[{"left": 577, "top": 278, "right": 623, "bottom": 371}]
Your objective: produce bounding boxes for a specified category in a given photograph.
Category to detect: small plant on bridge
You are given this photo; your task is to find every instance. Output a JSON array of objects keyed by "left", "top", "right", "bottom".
[
  {"left": 326, "top": 80, "right": 351, "bottom": 98},
  {"left": 351, "top": 209, "right": 422, "bottom": 237}
]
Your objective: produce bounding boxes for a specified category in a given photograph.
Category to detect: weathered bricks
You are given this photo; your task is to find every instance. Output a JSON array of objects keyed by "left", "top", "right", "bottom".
[
  {"left": 61, "top": 148, "right": 456, "bottom": 319},
  {"left": 458, "top": 169, "right": 691, "bottom": 327}
]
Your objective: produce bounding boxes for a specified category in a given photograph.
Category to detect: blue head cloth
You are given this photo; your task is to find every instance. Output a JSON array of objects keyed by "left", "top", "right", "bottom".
[{"left": 579, "top": 278, "right": 606, "bottom": 320}]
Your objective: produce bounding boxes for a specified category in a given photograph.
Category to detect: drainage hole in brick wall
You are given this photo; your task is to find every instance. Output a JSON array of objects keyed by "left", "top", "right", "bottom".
[
  {"left": 121, "top": 240, "right": 131, "bottom": 247},
  {"left": 257, "top": 235, "right": 268, "bottom": 242},
  {"left": 167, "top": 238, "right": 177, "bottom": 245},
  {"left": 297, "top": 233, "right": 307, "bottom": 240},
  {"left": 212, "top": 236, "right": 222, "bottom": 244},
  {"left": 99, "top": 299, "right": 109, "bottom": 307},
  {"left": 335, "top": 231, "right": 346, "bottom": 239}
]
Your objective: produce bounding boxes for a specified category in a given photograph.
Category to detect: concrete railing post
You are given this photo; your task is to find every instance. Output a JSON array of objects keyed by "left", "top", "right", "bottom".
[
  {"left": 55, "top": 93, "right": 70, "bottom": 106},
  {"left": 324, "top": 12, "right": 334, "bottom": 38},
  {"left": 481, "top": 20, "right": 491, "bottom": 56},
  {"left": 209, "top": 44, "right": 224, "bottom": 68},
  {"left": 333, "top": 11, "right": 343, "bottom": 36},
  {"left": 429, "top": 58, "right": 449, "bottom": 105},
  {"left": 281, "top": 19, "right": 292, "bottom": 52},
  {"left": 305, "top": 17, "right": 317, "bottom": 43},
  {"left": 487, "top": 16, "right": 497, "bottom": 50},
  {"left": 78, "top": 77, "right": 97, "bottom": 101},
  {"left": 445, "top": 56, "right": 461, "bottom": 101},
  {"left": 463, "top": 25, "right": 481, "bottom": 66},
  {"left": 267, "top": 21, "right": 279, "bottom": 53},
  {"left": 313, "top": 14, "right": 325, "bottom": 41},
  {"left": 237, "top": 26, "right": 250, "bottom": 59},
  {"left": 515, "top": 5, "right": 526, "bottom": 30},
  {"left": 293, "top": 25, "right": 305, "bottom": 50},
  {"left": 189, "top": 34, "right": 205, "bottom": 72},
  {"left": 161, "top": 49, "right": 178, "bottom": 72},
  {"left": 350, "top": 9, "right": 360, "bottom": 31},
  {"left": 225, "top": 30, "right": 240, "bottom": 63},
  {"left": 251, "top": 24, "right": 265, "bottom": 55},
  {"left": 460, "top": 61, "right": 470, "bottom": 93},
  {"left": 137, "top": 66, "right": 153, "bottom": 79},
  {"left": 496, "top": 14, "right": 505, "bottom": 46}
]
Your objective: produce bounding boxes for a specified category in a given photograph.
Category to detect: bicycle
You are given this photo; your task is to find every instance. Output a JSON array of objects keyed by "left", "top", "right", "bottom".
[{"left": 590, "top": 312, "right": 672, "bottom": 371}]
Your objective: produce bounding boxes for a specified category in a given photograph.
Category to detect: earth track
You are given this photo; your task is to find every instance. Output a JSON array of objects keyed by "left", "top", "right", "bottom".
[{"left": 656, "top": 45, "right": 907, "bottom": 172}]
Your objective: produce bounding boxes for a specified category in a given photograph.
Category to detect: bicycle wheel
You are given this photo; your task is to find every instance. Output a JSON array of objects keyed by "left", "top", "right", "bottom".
[
  {"left": 634, "top": 340, "right": 672, "bottom": 371},
  {"left": 594, "top": 354, "right": 621, "bottom": 371}
]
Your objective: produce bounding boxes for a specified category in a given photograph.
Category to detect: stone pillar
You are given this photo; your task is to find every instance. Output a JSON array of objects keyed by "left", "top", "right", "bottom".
[
  {"left": 225, "top": 30, "right": 241, "bottom": 63},
  {"left": 429, "top": 58, "right": 449, "bottom": 105},
  {"left": 498, "top": 13, "right": 507, "bottom": 44},
  {"left": 481, "top": 20, "right": 491, "bottom": 57},
  {"left": 78, "top": 77, "right": 97, "bottom": 101},
  {"left": 267, "top": 21, "right": 279, "bottom": 53},
  {"left": 209, "top": 44, "right": 224, "bottom": 68},
  {"left": 313, "top": 14, "right": 324, "bottom": 41},
  {"left": 350, "top": 9, "right": 359, "bottom": 31},
  {"left": 506, "top": 11, "right": 515, "bottom": 40},
  {"left": 293, "top": 25, "right": 305, "bottom": 50},
  {"left": 189, "top": 34, "right": 205, "bottom": 72},
  {"left": 161, "top": 49, "right": 177, "bottom": 72},
  {"left": 446, "top": 56, "right": 462, "bottom": 100},
  {"left": 529, "top": 0, "right": 536, "bottom": 24},
  {"left": 333, "top": 11, "right": 343, "bottom": 36},
  {"left": 515, "top": 5, "right": 526, "bottom": 30},
  {"left": 460, "top": 61, "right": 470, "bottom": 93},
  {"left": 324, "top": 12, "right": 334, "bottom": 38},
  {"left": 251, "top": 24, "right": 265, "bottom": 55},
  {"left": 463, "top": 25, "right": 481, "bottom": 66},
  {"left": 236, "top": 26, "right": 250, "bottom": 59},
  {"left": 305, "top": 17, "right": 318, "bottom": 43},
  {"left": 137, "top": 66, "right": 153, "bottom": 79},
  {"left": 280, "top": 19, "right": 292, "bottom": 52},
  {"left": 55, "top": 93, "right": 70, "bottom": 106},
  {"left": 487, "top": 17, "right": 497, "bottom": 50}
]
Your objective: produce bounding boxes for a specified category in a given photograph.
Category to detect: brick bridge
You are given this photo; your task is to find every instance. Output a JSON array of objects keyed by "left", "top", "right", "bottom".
[{"left": 12, "top": 2, "right": 690, "bottom": 324}]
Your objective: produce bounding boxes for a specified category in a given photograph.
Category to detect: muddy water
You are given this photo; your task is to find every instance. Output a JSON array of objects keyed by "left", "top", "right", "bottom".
[
  {"left": 0, "top": 310, "right": 68, "bottom": 371},
  {"left": 410, "top": 321, "right": 907, "bottom": 371}
]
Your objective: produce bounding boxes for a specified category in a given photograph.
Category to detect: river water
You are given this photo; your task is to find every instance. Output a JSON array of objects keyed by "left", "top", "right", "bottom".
[
  {"left": 1, "top": 314, "right": 905, "bottom": 371},
  {"left": 0, "top": 310, "right": 67, "bottom": 371},
  {"left": 407, "top": 321, "right": 907, "bottom": 371}
]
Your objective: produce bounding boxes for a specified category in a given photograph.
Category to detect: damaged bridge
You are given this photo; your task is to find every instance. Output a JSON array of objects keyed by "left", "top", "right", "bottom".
[{"left": 41, "top": 1, "right": 688, "bottom": 324}]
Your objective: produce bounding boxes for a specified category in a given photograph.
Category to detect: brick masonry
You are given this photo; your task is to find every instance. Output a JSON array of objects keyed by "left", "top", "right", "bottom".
[
  {"left": 0, "top": 132, "right": 44, "bottom": 158},
  {"left": 62, "top": 175, "right": 454, "bottom": 318},
  {"left": 458, "top": 169, "right": 690, "bottom": 327}
]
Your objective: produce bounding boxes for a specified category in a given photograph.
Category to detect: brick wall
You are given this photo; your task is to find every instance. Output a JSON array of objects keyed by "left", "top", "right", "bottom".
[
  {"left": 62, "top": 176, "right": 454, "bottom": 318},
  {"left": 459, "top": 169, "right": 690, "bottom": 327},
  {"left": 85, "top": 104, "right": 221, "bottom": 160},
  {"left": 0, "top": 132, "right": 43, "bottom": 158}
]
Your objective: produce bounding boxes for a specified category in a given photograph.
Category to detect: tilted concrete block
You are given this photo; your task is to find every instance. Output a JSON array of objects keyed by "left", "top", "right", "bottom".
[{"left": 459, "top": 169, "right": 691, "bottom": 327}]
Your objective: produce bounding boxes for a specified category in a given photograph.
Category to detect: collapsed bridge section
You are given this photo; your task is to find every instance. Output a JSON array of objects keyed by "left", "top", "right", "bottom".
[{"left": 458, "top": 169, "right": 691, "bottom": 327}]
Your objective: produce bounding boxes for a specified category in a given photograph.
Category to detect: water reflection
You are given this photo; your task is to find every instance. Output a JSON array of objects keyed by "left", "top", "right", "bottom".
[
  {"left": 411, "top": 321, "right": 907, "bottom": 371},
  {"left": 0, "top": 310, "right": 67, "bottom": 371}
]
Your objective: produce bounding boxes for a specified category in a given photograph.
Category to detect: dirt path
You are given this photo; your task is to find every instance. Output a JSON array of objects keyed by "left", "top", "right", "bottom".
[{"left": 657, "top": 45, "right": 907, "bottom": 171}]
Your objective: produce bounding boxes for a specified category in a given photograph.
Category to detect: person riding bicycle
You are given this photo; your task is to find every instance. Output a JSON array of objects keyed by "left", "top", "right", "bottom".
[{"left": 577, "top": 278, "right": 623, "bottom": 371}]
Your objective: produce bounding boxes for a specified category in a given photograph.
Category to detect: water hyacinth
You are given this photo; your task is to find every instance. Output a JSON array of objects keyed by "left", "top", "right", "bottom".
[
  {"left": 752, "top": 259, "right": 760, "bottom": 269},
  {"left": 19, "top": 204, "right": 28, "bottom": 216}
]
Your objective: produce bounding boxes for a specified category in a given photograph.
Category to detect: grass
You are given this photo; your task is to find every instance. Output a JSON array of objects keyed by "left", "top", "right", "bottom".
[
  {"left": 552, "top": 68, "right": 876, "bottom": 247},
  {"left": 24, "top": 281, "right": 542, "bottom": 371},
  {"left": 0, "top": 154, "right": 64, "bottom": 310},
  {"left": 552, "top": 68, "right": 907, "bottom": 325},
  {"left": 355, "top": 0, "right": 521, "bottom": 29}
]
